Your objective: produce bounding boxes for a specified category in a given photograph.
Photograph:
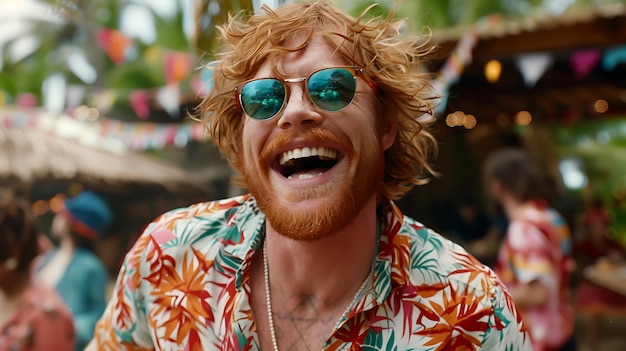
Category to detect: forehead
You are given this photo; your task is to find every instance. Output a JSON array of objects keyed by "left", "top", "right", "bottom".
[{"left": 252, "top": 36, "right": 348, "bottom": 79}]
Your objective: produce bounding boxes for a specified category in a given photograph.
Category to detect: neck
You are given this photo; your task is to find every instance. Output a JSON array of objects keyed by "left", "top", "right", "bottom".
[
  {"left": 501, "top": 193, "right": 525, "bottom": 221},
  {"left": 59, "top": 235, "right": 76, "bottom": 252},
  {"left": 265, "top": 193, "right": 379, "bottom": 309}
]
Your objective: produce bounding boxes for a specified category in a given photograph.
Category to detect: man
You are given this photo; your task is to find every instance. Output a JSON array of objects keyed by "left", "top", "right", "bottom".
[
  {"left": 91, "top": 1, "right": 530, "bottom": 350},
  {"left": 485, "top": 148, "right": 575, "bottom": 351}
]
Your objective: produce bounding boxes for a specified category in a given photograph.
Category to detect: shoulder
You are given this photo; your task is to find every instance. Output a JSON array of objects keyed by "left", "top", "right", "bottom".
[
  {"left": 396, "top": 215, "right": 529, "bottom": 345},
  {"left": 397, "top": 214, "right": 500, "bottom": 295},
  {"left": 152, "top": 194, "right": 252, "bottom": 226},
  {"left": 125, "top": 194, "right": 260, "bottom": 266},
  {"left": 143, "top": 194, "right": 256, "bottom": 243}
]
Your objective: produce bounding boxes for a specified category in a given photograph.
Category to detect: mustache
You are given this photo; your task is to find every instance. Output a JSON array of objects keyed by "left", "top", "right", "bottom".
[{"left": 259, "top": 128, "right": 352, "bottom": 163}]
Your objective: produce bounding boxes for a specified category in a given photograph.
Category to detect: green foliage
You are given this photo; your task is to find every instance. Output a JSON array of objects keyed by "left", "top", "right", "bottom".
[
  {"left": 105, "top": 60, "right": 163, "bottom": 90},
  {"left": 194, "top": 0, "right": 254, "bottom": 58}
]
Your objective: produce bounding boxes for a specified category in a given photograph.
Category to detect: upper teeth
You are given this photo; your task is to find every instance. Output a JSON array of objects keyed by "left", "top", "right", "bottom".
[{"left": 279, "top": 147, "right": 338, "bottom": 166}]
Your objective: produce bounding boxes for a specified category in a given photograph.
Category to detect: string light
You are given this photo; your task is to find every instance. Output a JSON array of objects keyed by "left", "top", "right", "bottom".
[
  {"left": 484, "top": 60, "right": 502, "bottom": 84},
  {"left": 593, "top": 99, "right": 608, "bottom": 113},
  {"left": 515, "top": 111, "right": 532, "bottom": 126},
  {"left": 463, "top": 114, "right": 477, "bottom": 129},
  {"left": 446, "top": 111, "right": 478, "bottom": 129}
]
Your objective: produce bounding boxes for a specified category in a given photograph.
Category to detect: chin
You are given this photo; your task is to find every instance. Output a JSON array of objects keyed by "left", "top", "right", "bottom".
[{"left": 245, "top": 128, "right": 385, "bottom": 240}]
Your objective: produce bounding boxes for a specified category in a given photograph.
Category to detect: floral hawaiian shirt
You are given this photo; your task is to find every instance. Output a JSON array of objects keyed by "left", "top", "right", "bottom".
[
  {"left": 495, "top": 201, "right": 574, "bottom": 351},
  {"left": 94, "top": 195, "right": 530, "bottom": 350}
]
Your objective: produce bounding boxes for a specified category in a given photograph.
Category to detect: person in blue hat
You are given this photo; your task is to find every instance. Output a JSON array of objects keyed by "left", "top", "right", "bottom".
[{"left": 36, "top": 190, "right": 112, "bottom": 351}]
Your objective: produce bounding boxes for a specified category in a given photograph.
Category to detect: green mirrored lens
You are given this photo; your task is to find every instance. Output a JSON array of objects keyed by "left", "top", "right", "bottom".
[
  {"left": 308, "top": 68, "right": 356, "bottom": 112},
  {"left": 240, "top": 79, "right": 286, "bottom": 120}
]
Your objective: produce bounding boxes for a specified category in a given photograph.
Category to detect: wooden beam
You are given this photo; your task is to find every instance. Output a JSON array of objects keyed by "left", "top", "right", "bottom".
[{"left": 434, "top": 15, "right": 626, "bottom": 61}]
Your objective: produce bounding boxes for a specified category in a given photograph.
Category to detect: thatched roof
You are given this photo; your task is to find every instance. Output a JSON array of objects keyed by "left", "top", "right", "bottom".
[{"left": 0, "top": 126, "right": 205, "bottom": 193}]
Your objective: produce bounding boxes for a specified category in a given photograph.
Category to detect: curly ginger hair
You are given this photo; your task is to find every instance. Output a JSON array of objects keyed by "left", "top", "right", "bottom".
[{"left": 196, "top": 0, "right": 438, "bottom": 200}]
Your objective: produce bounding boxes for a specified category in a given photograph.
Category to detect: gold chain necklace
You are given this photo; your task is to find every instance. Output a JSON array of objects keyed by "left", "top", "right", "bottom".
[{"left": 262, "top": 239, "right": 373, "bottom": 351}]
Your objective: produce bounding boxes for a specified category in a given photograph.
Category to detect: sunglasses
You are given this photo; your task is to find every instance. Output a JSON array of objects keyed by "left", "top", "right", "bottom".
[{"left": 235, "top": 66, "right": 377, "bottom": 121}]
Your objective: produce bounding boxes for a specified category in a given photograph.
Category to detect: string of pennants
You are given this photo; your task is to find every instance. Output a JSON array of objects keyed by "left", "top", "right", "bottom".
[
  {"left": 3, "top": 18, "right": 626, "bottom": 150},
  {"left": 0, "top": 108, "right": 207, "bottom": 153},
  {"left": 430, "top": 14, "right": 626, "bottom": 114}
]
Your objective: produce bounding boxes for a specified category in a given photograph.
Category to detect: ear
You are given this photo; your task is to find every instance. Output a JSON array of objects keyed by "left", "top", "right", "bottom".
[
  {"left": 380, "top": 118, "right": 397, "bottom": 151},
  {"left": 489, "top": 178, "right": 504, "bottom": 199}
]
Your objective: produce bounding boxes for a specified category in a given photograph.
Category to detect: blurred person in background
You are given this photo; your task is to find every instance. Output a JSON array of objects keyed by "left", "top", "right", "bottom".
[
  {"left": 0, "top": 188, "right": 75, "bottom": 351},
  {"left": 36, "top": 190, "right": 112, "bottom": 351},
  {"left": 484, "top": 148, "right": 576, "bottom": 351}
]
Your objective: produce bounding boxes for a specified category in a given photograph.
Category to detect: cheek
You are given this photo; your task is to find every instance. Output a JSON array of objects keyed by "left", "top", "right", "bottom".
[{"left": 241, "top": 122, "right": 266, "bottom": 166}]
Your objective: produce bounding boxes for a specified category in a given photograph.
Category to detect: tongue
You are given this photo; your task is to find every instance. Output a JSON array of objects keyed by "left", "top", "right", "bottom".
[{"left": 287, "top": 168, "right": 328, "bottom": 180}]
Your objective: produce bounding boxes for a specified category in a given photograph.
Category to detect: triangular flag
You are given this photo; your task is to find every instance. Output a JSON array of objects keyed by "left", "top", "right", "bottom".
[
  {"left": 516, "top": 53, "right": 553, "bottom": 88},
  {"left": 570, "top": 49, "right": 601, "bottom": 80},
  {"left": 602, "top": 45, "right": 626, "bottom": 71},
  {"left": 196, "top": 62, "right": 216, "bottom": 97},
  {"left": 165, "top": 51, "right": 194, "bottom": 84},
  {"left": 17, "top": 93, "right": 37, "bottom": 109},
  {"left": 97, "top": 28, "right": 132, "bottom": 65},
  {"left": 156, "top": 85, "right": 181, "bottom": 117},
  {"left": 130, "top": 90, "right": 150, "bottom": 120}
]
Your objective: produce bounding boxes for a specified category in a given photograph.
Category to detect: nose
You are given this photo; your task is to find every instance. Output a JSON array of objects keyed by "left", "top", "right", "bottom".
[{"left": 276, "top": 85, "right": 323, "bottom": 129}]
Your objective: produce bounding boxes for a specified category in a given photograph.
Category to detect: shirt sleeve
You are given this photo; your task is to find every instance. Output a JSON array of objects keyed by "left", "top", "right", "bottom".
[
  {"left": 93, "top": 232, "right": 155, "bottom": 350},
  {"left": 481, "top": 269, "right": 533, "bottom": 350}
]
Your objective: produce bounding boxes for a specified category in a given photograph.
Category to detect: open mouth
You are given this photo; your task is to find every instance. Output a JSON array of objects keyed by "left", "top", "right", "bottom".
[{"left": 278, "top": 146, "right": 339, "bottom": 179}]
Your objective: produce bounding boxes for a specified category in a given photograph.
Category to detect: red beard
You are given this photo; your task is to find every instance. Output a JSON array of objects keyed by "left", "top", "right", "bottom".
[{"left": 244, "top": 127, "right": 385, "bottom": 240}]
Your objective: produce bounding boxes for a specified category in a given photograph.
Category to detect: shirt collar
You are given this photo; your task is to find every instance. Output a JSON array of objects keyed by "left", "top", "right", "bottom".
[{"left": 227, "top": 196, "right": 408, "bottom": 305}]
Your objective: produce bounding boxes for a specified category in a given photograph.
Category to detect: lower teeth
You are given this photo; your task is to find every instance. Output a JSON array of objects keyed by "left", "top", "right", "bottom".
[{"left": 287, "top": 172, "right": 324, "bottom": 180}]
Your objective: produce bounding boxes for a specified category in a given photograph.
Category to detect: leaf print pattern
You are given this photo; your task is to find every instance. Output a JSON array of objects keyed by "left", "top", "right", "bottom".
[{"left": 94, "top": 195, "right": 531, "bottom": 350}]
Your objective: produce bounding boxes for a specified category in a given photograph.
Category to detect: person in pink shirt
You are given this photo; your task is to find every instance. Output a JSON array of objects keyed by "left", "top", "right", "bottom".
[
  {"left": 485, "top": 148, "right": 576, "bottom": 351},
  {"left": 0, "top": 188, "right": 75, "bottom": 351}
]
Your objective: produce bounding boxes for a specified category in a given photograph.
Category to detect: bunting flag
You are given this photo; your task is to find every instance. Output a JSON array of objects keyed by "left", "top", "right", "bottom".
[
  {"left": 165, "top": 51, "right": 195, "bottom": 84},
  {"left": 156, "top": 85, "right": 181, "bottom": 117},
  {"left": 0, "top": 108, "right": 208, "bottom": 151},
  {"left": 430, "top": 14, "right": 505, "bottom": 115},
  {"left": 602, "top": 45, "right": 626, "bottom": 71},
  {"left": 130, "top": 90, "right": 150, "bottom": 120},
  {"left": 17, "top": 93, "right": 37, "bottom": 109},
  {"left": 516, "top": 53, "right": 553, "bottom": 88},
  {"left": 431, "top": 28, "right": 479, "bottom": 114},
  {"left": 97, "top": 28, "right": 133, "bottom": 65},
  {"left": 570, "top": 49, "right": 601, "bottom": 80}
]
